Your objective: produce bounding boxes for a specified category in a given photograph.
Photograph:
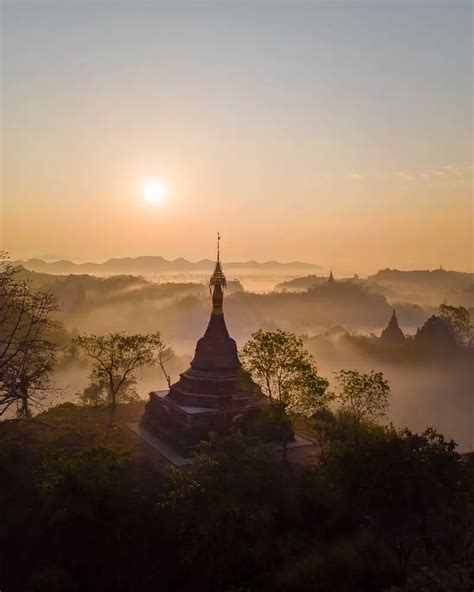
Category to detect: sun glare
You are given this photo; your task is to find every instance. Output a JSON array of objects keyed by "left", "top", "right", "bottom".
[{"left": 144, "top": 179, "right": 166, "bottom": 204}]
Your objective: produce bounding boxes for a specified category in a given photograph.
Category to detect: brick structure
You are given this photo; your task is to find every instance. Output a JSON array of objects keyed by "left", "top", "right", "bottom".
[{"left": 142, "top": 236, "right": 267, "bottom": 454}]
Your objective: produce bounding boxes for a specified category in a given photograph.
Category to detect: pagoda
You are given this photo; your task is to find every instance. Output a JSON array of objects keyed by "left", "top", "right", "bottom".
[
  {"left": 142, "top": 236, "right": 266, "bottom": 454},
  {"left": 380, "top": 309, "right": 405, "bottom": 345}
]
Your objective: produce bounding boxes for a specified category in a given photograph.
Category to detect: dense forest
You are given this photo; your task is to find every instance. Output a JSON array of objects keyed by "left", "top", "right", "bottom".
[{"left": 2, "top": 403, "right": 473, "bottom": 591}]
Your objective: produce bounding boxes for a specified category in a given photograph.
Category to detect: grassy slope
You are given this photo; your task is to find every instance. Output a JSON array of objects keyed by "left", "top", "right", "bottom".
[{"left": 0, "top": 401, "right": 169, "bottom": 475}]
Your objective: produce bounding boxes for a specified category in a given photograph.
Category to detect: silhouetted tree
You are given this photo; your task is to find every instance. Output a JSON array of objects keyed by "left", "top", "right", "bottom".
[
  {"left": 1, "top": 402, "right": 473, "bottom": 592},
  {"left": 77, "top": 376, "right": 139, "bottom": 406},
  {"left": 2, "top": 345, "right": 58, "bottom": 417},
  {"left": 439, "top": 304, "right": 472, "bottom": 346},
  {"left": 156, "top": 339, "right": 174, "bottom": 388},
  {"left": 74, "top": 331, "right": 171, "bottom": 411},
  {"left": 333, "top": 369, "right": 390, "bottom": 424},
  {"left": 0, "top": 253, "right": 58, "bottom": 416},
  {"left": 159, "top": 431, "right": 287, "bottom": 590},
  {"left": 241, "top": 329, "right": 329, "bottom": 456},
  {"left": 241, "top": 329, "right": 329, "bottom": 414},
  {"left": 306, "top": 424, "right": 472, "bottom": 586}
]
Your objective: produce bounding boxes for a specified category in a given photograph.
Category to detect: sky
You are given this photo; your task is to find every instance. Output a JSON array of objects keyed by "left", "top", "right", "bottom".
[{"left": 1, "top": 0, "right": 472, "bottom": 273}]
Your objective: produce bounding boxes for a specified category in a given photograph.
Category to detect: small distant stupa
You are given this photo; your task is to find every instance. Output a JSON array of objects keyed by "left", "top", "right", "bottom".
[
  {"left": 380, "top": 309, "right": 405, "bottom": 345},
  {"left": 142, "top": 235, "right": 266, "bottom": 454},
  {"left": 327, "top": 270, "right": 335, "bottom": 285}
]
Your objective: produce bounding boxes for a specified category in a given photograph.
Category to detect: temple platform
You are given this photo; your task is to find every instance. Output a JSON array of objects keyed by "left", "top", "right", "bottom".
[
  {"left": 128, "top": 420, "right": 317, "bottom": 466},
  {"left": 126, "top": 421, "right": 193, "bottom": 466}
]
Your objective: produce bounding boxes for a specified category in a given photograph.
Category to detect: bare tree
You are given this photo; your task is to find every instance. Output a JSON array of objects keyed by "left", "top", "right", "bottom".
[{"left": 157, "top": 340, "right": 174, "bottom": 389}]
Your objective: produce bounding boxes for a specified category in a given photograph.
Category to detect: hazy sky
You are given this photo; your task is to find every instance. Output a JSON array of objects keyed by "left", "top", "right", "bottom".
[{"left": 1, "top": 1, "right": 472, "bottom": 273}]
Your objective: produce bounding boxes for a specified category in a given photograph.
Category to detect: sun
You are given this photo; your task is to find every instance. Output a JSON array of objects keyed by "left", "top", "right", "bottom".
[{"left": 144, "top": 179, "right": 166, "bottom": 204}]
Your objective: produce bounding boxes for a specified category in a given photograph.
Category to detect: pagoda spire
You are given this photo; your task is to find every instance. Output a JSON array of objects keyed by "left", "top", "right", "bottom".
[
  {"left": 209, "top": 233, "right": 227, "bottom": 315},
  {"left": 380, "top": 308, "right": 405, "bottom": 344},
  {"left": 328, "top": 270, "right": 335, "bottom": 284}
]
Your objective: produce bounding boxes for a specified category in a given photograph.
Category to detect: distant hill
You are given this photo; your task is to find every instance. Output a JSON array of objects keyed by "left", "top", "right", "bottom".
[
  {"left": 368, "top": 268, "right": 474, "bottom": 286},
  {"left": 275, "top": 274, "right": 354, "bottom": 292},
  {"left": 12, "top": 257, "right": 320, "bottom": 276},
  {"left": 275, "top": 268, "right": 474, "bottom": 307},
  {"left": 366, "top": 268, "right": 474, "bottom": 307},
  {"left": 13, "top": 267, "right": 244, "bottom": 313}
]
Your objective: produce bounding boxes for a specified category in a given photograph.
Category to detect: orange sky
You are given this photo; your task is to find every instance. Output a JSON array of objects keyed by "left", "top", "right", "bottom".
[{"left": 1, "top": 2, "right": 472, "bottom": 274}]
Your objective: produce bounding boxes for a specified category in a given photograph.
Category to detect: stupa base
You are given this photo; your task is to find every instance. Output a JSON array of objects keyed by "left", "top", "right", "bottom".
[{"left": 141, "top": 390, "right": 268, "bottom": 456}]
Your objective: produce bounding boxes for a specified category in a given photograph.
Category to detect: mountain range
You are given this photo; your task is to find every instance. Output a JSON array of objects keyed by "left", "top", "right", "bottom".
[{"left": 12, "top": 256, "right": 321, "bottom": 276}]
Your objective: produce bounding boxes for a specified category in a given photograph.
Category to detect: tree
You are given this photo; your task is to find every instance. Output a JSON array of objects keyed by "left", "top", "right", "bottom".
[
  {"left": 241, "top": 330, "right": 329, "bottom": 457},
  {"left": 77, "top": 377, "right": 139, "bottom": 406},
  {"left": 74, "top": 331, "right": 171, "bottom": 410},
  {"left": 439, "top": 304, "right": 472, "bottom": 346},
  {"left": 0, "top": 253, "right": 59, "bottom": 416},
  {"left": 156, "top": 339, "right": 174, "bottom": 388},
  {"left": 2, "top": 343, "right": 58, "bottom": 417},
  {"left": 333, "top": 369, "right": 390, "bottom": 424},
  {"left": 306, "top": 424, "right": 472, "bottom": 586},
  {"left": 288, "top": 366, "right": 333, "bottom": 417},
  {"left": 159, "top": 432, "right": 286, "bottom": 590},
  {"left": 241, "top": 329, "right": 329, "bottom": 414}
]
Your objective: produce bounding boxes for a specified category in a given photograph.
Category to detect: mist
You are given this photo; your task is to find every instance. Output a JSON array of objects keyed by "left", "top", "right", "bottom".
[{"left": 11, "top": 262, "right": 472, "bottom": 451}]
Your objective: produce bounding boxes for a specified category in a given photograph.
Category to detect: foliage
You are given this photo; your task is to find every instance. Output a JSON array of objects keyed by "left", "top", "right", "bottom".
[
  {"left": 42, "top": 446, "right": 127, "bottom": 503},
  {"left": 28, "top": 566, "right": 79, "bottom": 592},
  {"left": 1, "top": 403, "right": 473, "bottom": 592},
  {"left": 159, "top": 431, "right": 289, "bottom": 590},
  {"left": 77, "top": 377, "right": 140, "bottom": 406},
  {"left": 252, "top": 404, "right": 293, "bottom": 443},
  {"left": 386, "top": 564, "right": 473, "bottom": 592},
  {"left": 303, "top": 421, "right": 473, "bottom": 587},
  {"left": 287, "top": 366, "right": 333, "bottom": 417},
  {"left": 0, "top": 253, "right": 59, "bottom": 416},
  {"left": 333, "top": 369, "right": 390, "bottom": 423},
  {"left": 241, "top": 329, "right": 330, "bottom": 416},
  {"left": 439, "top": 303, "right": 472, "bottom": 346},
  {"left": 74, "top": 331, "right": 171, "bottom": 409},
  {"left": 273, "top": 532, "right": 398, "bottom": 592}
]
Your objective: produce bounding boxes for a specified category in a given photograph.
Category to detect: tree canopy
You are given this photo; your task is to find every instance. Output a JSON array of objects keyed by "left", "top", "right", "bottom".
[
  {"left": 333, "top": 369, "right": 390, "bottom": 424},
  {"left": 1, "top": 402, "right": 472, "bottom": 592},
  {"left": 74, "top": 331, "right": 172, "bottom": 410},
  {"left": 439, "top": 304, "right": 472, "bottom": 346},
  {"left": 241, "top": 329, "right": 330, "bottom": 417}
]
